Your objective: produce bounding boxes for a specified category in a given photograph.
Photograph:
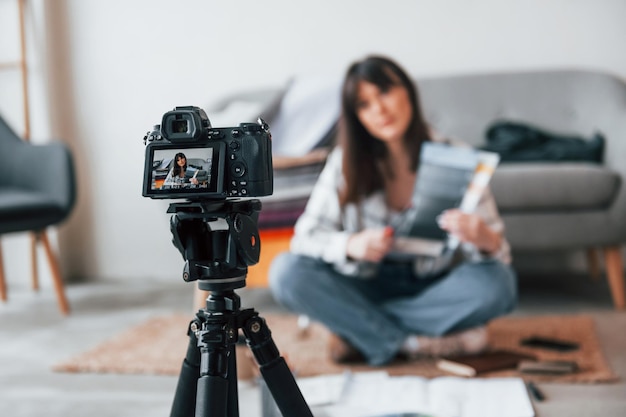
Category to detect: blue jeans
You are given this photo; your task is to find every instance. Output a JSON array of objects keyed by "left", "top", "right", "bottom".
[{"left": 269, "top": 253, "right": 517, "bottom": 366}]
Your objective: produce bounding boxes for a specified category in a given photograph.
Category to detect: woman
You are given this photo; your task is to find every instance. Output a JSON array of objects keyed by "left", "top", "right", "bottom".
[
  {"left": 268, "top": 55, "right": 517, "bottom": 366},
  {"left": 163, "top": 152, "right": 199, "bottom": 188}
]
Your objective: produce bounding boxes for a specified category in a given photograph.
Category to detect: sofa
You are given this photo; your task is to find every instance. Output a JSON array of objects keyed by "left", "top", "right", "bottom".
[{"left": 207, "top": 69, "right": 626, "bottom": 309}]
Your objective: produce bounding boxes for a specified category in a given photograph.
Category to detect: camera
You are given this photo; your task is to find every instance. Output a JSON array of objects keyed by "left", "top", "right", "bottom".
[{"left": 142, "top": 106, "right": 273, "bottom": 200}]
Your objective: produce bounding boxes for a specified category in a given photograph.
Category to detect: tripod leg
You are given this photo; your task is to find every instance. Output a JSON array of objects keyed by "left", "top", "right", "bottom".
[
  {"left": 195, "top": 344, "right": 239, "bottom": 417},
  {"left": 170, "top": 320, "right": 201, "bottom": 417},
  {"left": 242, "top": 313, "right": 314, "bottom": 417}
]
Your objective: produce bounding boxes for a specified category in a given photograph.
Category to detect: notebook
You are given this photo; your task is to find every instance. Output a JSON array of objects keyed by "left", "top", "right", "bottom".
[{"left": 436, "top": 350, "right": 536, "bottom": 377}]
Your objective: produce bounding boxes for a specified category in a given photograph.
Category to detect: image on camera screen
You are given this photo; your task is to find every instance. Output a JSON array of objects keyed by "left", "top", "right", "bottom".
[{"left": 150, "top": 147, "right": 217, "bottom": 193}]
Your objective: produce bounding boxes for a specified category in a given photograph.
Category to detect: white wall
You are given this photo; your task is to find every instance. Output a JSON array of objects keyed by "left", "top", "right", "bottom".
[{"left": 2, "top": 0, "right": 625, "bottom": 286}]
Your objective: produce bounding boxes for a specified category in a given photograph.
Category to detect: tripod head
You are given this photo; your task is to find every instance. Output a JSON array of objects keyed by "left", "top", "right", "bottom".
[{"left": 168, "top": 198, "right": 261, "bottom": 292}]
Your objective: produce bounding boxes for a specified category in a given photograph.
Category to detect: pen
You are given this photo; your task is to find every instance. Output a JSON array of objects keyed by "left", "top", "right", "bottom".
[{"left": 527, "top": 381, "right": 545, "bottom": 402}]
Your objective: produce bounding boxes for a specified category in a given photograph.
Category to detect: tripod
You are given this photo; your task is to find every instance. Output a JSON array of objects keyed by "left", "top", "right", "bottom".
[{"left": 167, "top": 199, "right": 313, "bottom": 417}]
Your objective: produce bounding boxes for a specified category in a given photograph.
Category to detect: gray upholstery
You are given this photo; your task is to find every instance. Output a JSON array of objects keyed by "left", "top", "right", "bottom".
[
  {"left": 417, "top": 69, "right": 626, "bottom": 251},
  {"left": 492, "top": 164, "right": 620, "bottom": 212},
  {"left": 0, "top": 114, "right": 76, "bottom": 234}
]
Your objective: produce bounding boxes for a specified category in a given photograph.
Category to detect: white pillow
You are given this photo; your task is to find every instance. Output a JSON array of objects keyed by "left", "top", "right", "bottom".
[{"left": 269, "top": 75, "right": 342, "bottom": 157}]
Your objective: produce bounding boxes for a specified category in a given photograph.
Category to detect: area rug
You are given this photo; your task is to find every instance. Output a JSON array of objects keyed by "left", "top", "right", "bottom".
[{"left": 53, "top": 313, "right": 618, "bottom": 384}]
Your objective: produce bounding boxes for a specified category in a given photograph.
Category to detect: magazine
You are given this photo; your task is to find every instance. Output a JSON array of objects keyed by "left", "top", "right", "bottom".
[
  {"left": 389, "top": 142, "right": 500, "bottom": 258},
  {"left": 307, "top": 371, "right": 534, "bottom": 417}
]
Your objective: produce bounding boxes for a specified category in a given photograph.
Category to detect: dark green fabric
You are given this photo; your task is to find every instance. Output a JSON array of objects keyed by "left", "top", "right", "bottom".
[{"left": 482, "top": 120, "right": 605, "bottom": 163}]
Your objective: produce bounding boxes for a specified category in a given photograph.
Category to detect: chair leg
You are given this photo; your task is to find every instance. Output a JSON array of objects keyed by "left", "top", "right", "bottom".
[
  {"left": 31, "top": 233, "right": 39, "bottom": 291},
  {"left": 0, "top": 242, "right": 6, "bottom": 302},
  {"left": 37, "top": 231, "right": 71, "bottom": 315},
  {"left": 603, "top": 245, "right": 625, "bottom": 310},
  {"left": 586, "top": 248, "right": 601, "bottom": 281}
]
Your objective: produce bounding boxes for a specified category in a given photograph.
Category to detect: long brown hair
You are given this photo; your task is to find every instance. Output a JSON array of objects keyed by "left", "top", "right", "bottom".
[
  {"left": 172, "top": 152, "right": 188, "bottom": 177},
  {"left": 338, "top": 55, "right": 431, "bottom": 206}
]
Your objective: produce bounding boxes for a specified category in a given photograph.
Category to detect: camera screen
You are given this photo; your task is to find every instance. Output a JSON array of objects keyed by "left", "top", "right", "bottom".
[{"left": 144, "top": 143, "right": 225, "bottom": 198}]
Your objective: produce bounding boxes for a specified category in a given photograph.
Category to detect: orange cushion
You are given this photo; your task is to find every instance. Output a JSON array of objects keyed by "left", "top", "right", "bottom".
[{"left": 246, "top": 228, "right": 294, "bottom": 287}]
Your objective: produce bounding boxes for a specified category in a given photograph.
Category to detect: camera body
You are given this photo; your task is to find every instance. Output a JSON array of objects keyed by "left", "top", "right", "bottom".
[{"left": 142, "top": 106, "right": 273, "bottom": 200}]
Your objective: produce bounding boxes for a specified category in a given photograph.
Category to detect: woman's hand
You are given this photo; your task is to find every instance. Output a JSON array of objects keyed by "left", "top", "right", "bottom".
[
  {"left": 438, "top": 209, "right": 502, "bottom": 255},
  {"left": 346, "top": 227, "right": 394, "bottom": 262}
]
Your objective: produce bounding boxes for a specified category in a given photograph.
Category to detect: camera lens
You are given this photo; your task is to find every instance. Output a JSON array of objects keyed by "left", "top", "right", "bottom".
[{"left": 172, "top": 119, "right": 188, "bottom": 133}]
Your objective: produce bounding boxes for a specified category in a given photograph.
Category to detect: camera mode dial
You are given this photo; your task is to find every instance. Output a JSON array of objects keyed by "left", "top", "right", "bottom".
[{"left": 240, "top": 123, "right": 262, "bottom": 133}]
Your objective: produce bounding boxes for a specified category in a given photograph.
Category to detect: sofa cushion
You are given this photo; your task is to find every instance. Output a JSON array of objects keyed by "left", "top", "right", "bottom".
[{"left": 491, "top": 163, "right": 621, "bottom": 212}]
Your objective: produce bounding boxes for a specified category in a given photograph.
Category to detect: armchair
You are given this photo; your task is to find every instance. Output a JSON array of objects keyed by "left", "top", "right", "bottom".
[{"left": 0, "top": 114, "right": 77, "bottom": 315}]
